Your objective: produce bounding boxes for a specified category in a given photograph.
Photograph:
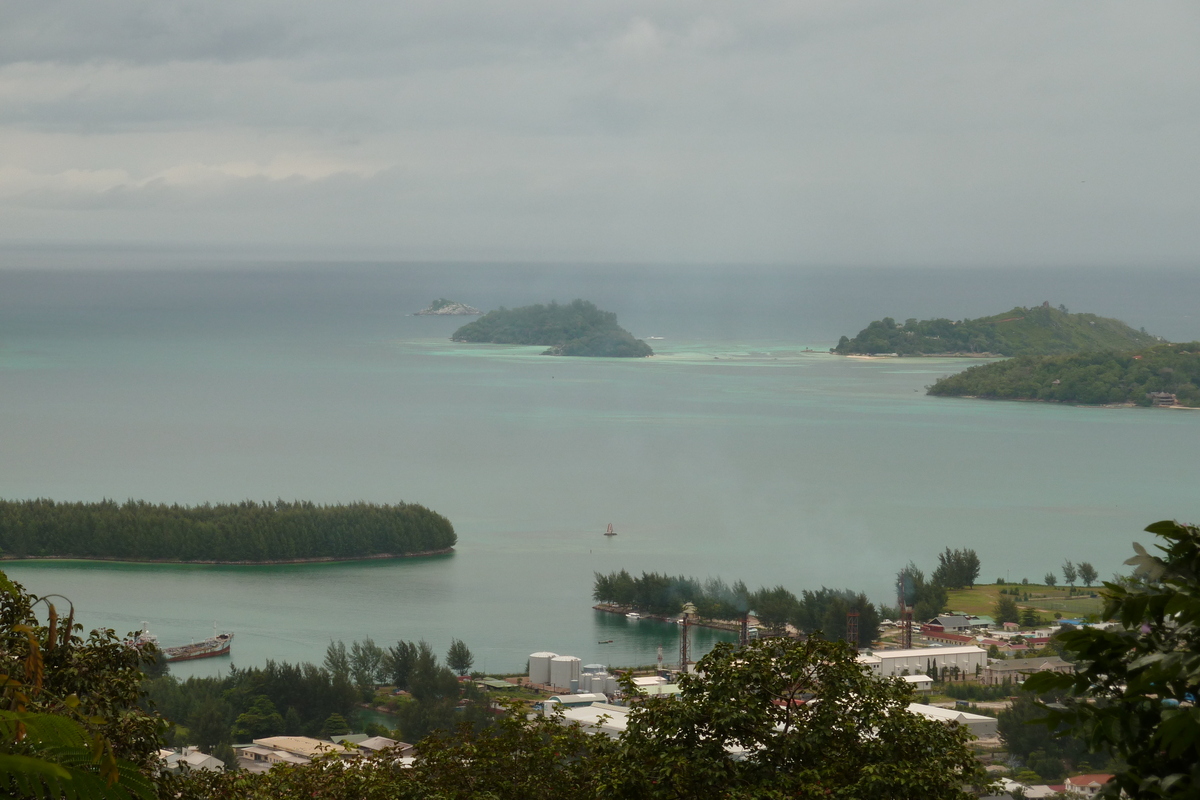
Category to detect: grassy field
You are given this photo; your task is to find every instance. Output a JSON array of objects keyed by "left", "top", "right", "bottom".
[{"left": 946, "top": 584, "right": 1106, "bottom": 622}]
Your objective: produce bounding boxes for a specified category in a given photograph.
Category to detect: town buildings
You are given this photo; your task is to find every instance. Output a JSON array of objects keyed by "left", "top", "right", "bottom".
[{"left": 236, "top": 735, "right": 411, "bottom": 773}]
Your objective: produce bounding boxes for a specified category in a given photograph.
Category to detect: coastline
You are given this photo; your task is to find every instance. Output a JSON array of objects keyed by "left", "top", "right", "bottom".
[
  {"left": 593, "top": 603, "right": 747, "bottom": 634},
  {"left": 0, "top": 547, "right": 455, "bottom": 567},
  {"left": 840, "top": 352, "right": 1001, "bottom": 359},
  {"left": 931, "top": 395, "right": 1198, "bottom": 410}
]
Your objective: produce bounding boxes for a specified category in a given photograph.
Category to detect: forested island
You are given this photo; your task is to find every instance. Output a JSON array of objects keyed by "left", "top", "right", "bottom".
[
  {"left": 451, "top": 299, "right": 653, "bottom": 357},
  {"left": 833, "top": 303, "right": 1159, "bottom": 356},
  {"left": 415, "top": 298, "right": 482, "bottom": 315},
  {"left": 927, "top": 343, "right": 1200, "bottom": 407},
  {"left": 0, "top": 499, "right": 456, "bottom": 563}
]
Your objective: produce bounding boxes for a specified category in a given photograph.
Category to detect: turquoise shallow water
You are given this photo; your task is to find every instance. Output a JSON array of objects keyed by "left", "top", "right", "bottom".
[{"left": 1, "top": 265, "right": 1197, "bottom": 676}]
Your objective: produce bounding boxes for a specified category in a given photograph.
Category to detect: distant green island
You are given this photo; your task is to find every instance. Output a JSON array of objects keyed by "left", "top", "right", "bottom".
[
  {"left": 415, "top": 298, "right": 482, "bottom": 315},
  {"left": 833, "top": 303, "right": 1159, "bottom": 357},
  {"left": 0, "top": 499, "right": 456, "bottom": 563},
  {"left": 451, "top": 299, "right": 653, "bottom": 357},
  {"left": 927, "top": 343, "right": 1200, "bottom": 407}
]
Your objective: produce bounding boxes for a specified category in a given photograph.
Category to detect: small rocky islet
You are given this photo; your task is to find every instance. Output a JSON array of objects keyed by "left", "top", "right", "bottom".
[{"left": 415, "top": 299, "right": 482, "bottom": 315}]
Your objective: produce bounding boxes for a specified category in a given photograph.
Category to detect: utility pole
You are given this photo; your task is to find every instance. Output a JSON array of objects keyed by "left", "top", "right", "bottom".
[{"left": 898, "top": 572, "right": 913, "bottom": 649}]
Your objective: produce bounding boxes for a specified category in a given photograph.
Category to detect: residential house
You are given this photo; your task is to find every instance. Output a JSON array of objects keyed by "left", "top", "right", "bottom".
[
  {"left": 983, "top": 656, "right": 1073, "bottom": 686},
  {"left": 925, "top": 615, "right": 972, "bottom": 633},
  {"left": 1064, "top": 774, "right": 1115, "bottom": 797}
]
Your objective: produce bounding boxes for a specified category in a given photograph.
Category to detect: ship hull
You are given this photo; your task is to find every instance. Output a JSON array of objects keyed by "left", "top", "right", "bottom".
[
  {"left": 163, "top": 642, "right": 232, "bottom": 662},
  {"left": 162, "top": 632, "right": 234, "bottom": 663}
]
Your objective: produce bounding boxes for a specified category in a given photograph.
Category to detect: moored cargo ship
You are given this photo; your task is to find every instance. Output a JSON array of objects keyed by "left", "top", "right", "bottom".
[
  {"left": 163, "top": 630, "right": 234, "bottom": 662},
  {"left": 131, "top": 623, "right": 233, "bottom": 662}
]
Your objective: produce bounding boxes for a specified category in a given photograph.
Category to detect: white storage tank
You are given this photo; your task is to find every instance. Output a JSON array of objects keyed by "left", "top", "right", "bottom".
[
  {"left": 579, "top": 673, "right": 592, "bottom": 692},
  {"left": 604, "top": 674, "right": 618, "bottom": 694},
  {"left": 529, "top": 652, "right": 558, "bottom": 685},
  {"left": 582, "top": 663, "right": 607, "bottom": 674},
  {"left": 549, "top": 655, "right": 581, "bottom": 690}
]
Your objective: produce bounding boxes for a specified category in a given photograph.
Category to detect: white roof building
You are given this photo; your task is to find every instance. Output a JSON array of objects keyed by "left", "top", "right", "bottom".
[
  {"left": 900, "top": 674, "right": 933, "bottom": 692},
  {"left": 556, "top": 702, "right": 630, "bottom": 738},
  {"left": 631, "top": 675, "right": 667, "bottom": 687},
  {"left": 161, "top": 747, "right": 225, "bottom": 773},
  {"left": 553, "top": 696, "right": 997, "bottom": 741},
  {"left": 859, "top": 646, "right": 986, "bottom": 678},
  {"left": 907, "top": 703, "right": 997, "bottom": 737},
  {"left": 545, "top": 693, "right": 610, "bottom": 709}
]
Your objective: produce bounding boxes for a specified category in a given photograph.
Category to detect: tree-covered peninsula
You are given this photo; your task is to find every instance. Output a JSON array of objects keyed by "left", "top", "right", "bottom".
[
  {"left": 0, "top": 499, "right": 456, "bottom": 563},
  {"left": 833, "top": 303, "right": 1159, "bottom": 356},
  {"left": 451, "top": 299, "right": 653, "bottom": 357},
  {"left": 593, "top": 570, "right": 881, "bottom": 644},
  {"left": 927, "top": 343, "right": 1200, "bottom": 407}
]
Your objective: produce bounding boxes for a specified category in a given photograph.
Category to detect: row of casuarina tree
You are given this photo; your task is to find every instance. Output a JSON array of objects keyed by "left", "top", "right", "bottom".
[
  {"left": 592, "top": 570, "right": 882, "bottom": 646},
  {"left": 0, "top": 498, "right": 456, "bottom": 562}
]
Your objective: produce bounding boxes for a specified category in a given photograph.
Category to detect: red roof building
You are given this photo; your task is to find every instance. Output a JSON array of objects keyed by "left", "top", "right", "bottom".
[{"left": 1065, "top": 774, "right": 1114, "bottom": 796}]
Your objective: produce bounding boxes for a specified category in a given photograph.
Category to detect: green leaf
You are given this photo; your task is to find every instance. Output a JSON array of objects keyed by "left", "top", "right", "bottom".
[{"left": 0, "top": 752, "right": 151, "bottom": 800}]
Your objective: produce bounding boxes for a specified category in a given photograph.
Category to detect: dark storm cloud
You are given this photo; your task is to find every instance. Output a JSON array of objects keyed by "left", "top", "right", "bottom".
[{"left": 1, "top": 1, "right": 1198, "bottom": 264}]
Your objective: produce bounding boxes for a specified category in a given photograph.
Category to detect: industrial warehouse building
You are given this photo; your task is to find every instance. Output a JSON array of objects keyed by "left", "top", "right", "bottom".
[{"left": 857, "top": 645, "right": 986, "bottom": 678}]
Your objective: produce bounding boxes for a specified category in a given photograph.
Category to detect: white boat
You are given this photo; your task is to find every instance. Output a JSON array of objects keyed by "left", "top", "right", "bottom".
[{"left": 626, "top": 612, "right": 641, "bottom": 620}]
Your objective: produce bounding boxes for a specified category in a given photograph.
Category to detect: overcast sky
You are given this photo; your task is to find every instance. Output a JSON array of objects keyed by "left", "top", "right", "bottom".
[{"left": 2, "top": 1, "right": 1198, "bottom": 266}]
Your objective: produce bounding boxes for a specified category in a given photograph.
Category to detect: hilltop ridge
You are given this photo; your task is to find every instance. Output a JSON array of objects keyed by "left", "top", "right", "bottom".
[{"left": 833, "top": 303, "right": 1160, "bottom": 357}]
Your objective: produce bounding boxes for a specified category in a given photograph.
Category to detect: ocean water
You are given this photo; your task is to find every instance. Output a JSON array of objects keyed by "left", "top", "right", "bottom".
[{"left": 1, "top": 262, "right": 1198, "bottom": 676}]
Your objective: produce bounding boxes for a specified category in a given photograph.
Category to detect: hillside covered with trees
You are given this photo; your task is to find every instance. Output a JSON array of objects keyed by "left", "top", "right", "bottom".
[
  {"left": 145, "top": 637, "right": 487, "bottom": 755},
  {"left": 451, "top": 299, "right": 653, "bottom": 357},
  {"left": 927, "top": 343, "right": 1200, "bottom": 407},
  {"left": 0, "top": 499, "right": 456, "bottom": 562},
  {"left": 833, "top": 303, "right": 1159, "bottom": 356}
]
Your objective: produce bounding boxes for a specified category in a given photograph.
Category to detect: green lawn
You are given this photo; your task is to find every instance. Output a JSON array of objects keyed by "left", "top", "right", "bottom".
[{"left": 945, "top": 584, "right": 1105, "bottom": 622}]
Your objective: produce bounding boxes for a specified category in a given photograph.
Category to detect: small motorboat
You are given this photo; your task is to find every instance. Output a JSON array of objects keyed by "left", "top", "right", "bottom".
[
  {"left": 626, "top": 612, "right": 641, "bottom": 620},
  {"left": 598, "top": 639, "right": 614, "bottom": 644}
]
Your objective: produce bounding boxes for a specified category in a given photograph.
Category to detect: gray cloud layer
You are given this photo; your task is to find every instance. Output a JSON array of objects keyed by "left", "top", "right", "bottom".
[{"left": 2, "top": 1, "right": 1198, "bottom": 264}]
